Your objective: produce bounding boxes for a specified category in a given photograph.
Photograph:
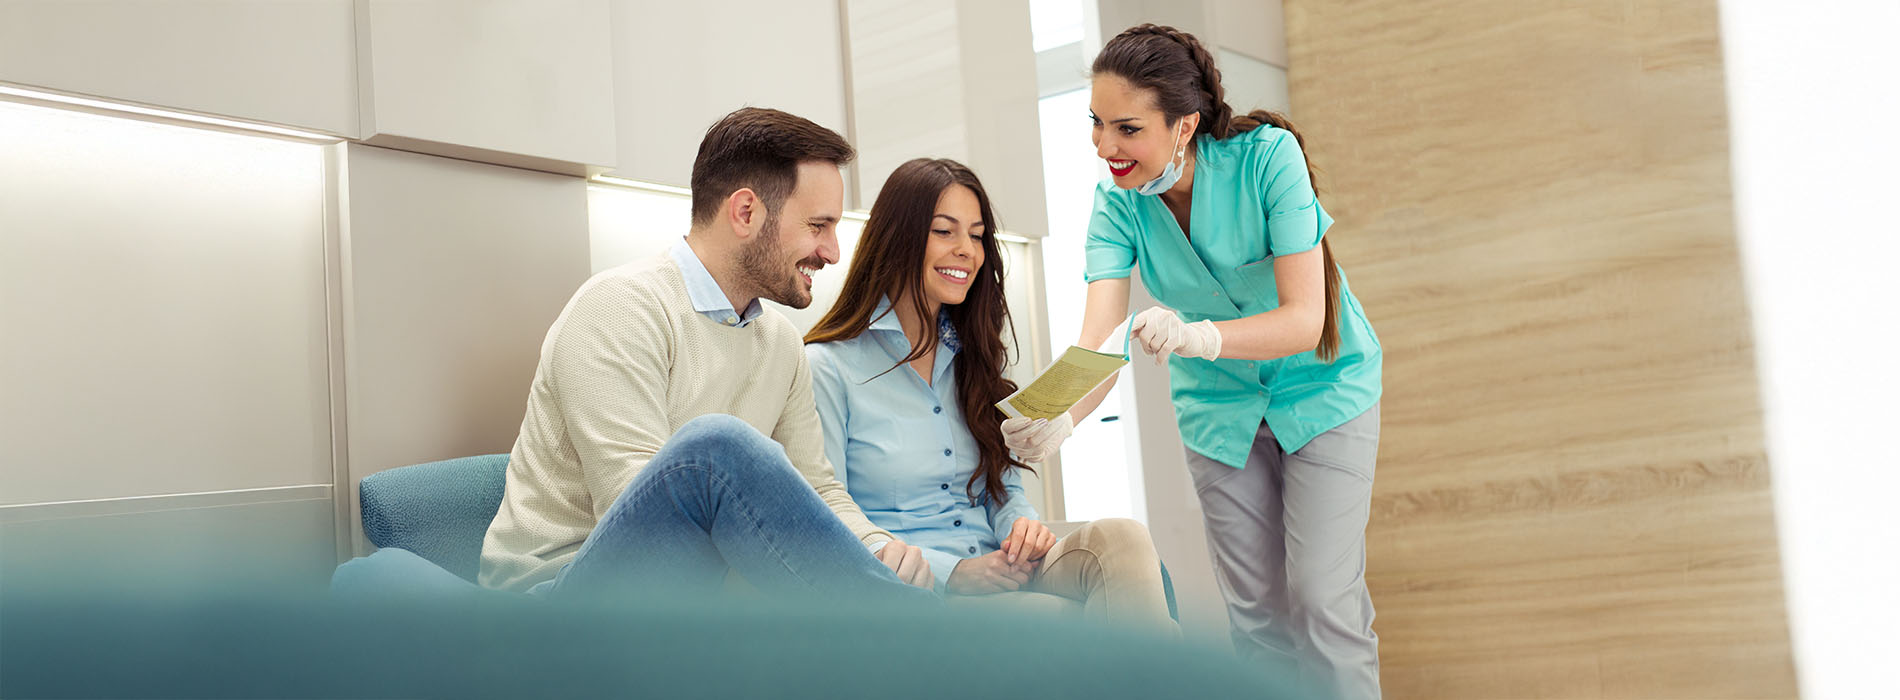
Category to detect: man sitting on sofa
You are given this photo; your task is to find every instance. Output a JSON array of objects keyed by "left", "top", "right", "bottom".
[{"left": 478, "top": 107, "right": 935, "bottom": 603}]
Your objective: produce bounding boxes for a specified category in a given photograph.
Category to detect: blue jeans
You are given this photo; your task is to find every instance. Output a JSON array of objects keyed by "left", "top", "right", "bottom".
[{"left": 544, "top": 414, "right": 936, "bottom": 606}]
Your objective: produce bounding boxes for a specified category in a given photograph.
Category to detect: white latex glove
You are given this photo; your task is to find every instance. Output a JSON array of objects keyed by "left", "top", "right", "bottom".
[
  {"left": 1001, "top": 413, "right": 1073, "bottom": 464},
  {"left": 1130, "top": 306, "right": 1223, "bottom": 364}
]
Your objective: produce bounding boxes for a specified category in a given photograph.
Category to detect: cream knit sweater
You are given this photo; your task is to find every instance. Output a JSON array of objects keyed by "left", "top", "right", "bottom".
[{"left": 479, "top": 254, "right": 894, "bottom": 591}]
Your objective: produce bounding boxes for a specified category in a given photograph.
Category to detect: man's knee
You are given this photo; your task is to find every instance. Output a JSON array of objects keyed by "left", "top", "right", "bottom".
[
  {"left": 665, "top": 414, "right": 793, "bottom": 480},
  {"left": 671, "top": 414, "right": 776, "bottom": 458},
  {"left": 674, "top": 413, "right": 758, "bottom": 443}
]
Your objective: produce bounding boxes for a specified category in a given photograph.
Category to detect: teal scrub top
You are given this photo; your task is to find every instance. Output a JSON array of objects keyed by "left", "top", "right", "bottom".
[{"left": 1084, "top": 126, "right": 1383, "bottom": 468}]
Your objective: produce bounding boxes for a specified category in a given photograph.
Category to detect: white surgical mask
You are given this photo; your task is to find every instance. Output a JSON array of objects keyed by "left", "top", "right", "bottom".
[{"left": 1135, "top": 124, "right": 1190, "bottom": 196}]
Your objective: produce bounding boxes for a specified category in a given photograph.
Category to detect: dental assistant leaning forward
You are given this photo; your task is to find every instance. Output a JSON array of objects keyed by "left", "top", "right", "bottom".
[{"left": 999, "top": 24, "right": 1385, "bottom": 698}]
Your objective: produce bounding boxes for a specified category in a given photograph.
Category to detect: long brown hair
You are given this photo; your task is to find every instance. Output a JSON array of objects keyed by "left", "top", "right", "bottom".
[
  {"left": 804, "top": 158, "right": 1028, "bottom": 508},
  {"left": 1093, "top": 24, "right": 1343, "bottom": 362}
]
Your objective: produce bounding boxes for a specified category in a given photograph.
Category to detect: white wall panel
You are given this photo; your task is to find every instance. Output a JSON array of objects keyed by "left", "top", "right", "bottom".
[
  {"left": 951, "top": 0, "right": 1050, "bottom": 239},
  {"left": 0, "top": 100, "right": 333, "bottom": 505},
  {"left": 357, "top": 0, "right": 616, "bottom": 172},
  {"left": 0, "top": 0, "right": 358, "bottom": 136},
  {"left": 1219, "top": 48, "right": 1290, "bottom": 116},
  {"left": 844, "top": 1, "right": 969, "bottom": 208},
  {"left": 1212, "top": 0, "right": 1286, "bottom": 67},
  {"left": 608, "top": 0, "right": 850, "bottom": 189},
  {"left": 846, "top": 0, "right": 1048, "bottom": 237},
  {"left": 1091, "top": 0, "right": 1212, "bottom": 48},
  {"left": 338, "top": 144, "right": 592, "bottom": 551}
]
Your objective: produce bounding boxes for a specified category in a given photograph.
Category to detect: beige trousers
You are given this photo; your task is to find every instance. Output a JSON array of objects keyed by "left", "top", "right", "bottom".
[{"left": 949, "top": 518, "right": 1176, "bottom": 635}]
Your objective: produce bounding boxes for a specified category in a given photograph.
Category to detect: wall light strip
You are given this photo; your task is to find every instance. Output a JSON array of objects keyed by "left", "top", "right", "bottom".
[
  {"left": 587, "top": 172, "right": 1036, "bottom": 238},
  {"left": 590, "top": 173, "right": 874, "bottom": 223},
  {"left": 589, "top": 174, "right": 692, "bottom": 197},
  {"left": 0, "top": 83, "right": 341, "bottom": 142}
]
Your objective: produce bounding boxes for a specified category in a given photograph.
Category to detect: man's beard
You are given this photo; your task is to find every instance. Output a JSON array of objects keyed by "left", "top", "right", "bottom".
[{"left": 734, "top": 211, "right": 815, "bottom": 309}]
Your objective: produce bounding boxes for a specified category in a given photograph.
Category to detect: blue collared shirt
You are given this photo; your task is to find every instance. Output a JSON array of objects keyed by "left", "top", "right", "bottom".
[
  {"left": 806, "top": 297, "right": 1040, "bottom": 592},
  {"left": 670, "top": 239, "right": 763, "bottom": 328}
]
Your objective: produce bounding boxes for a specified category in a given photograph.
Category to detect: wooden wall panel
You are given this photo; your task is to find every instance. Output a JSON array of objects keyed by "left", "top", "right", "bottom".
[{"left": 1282, "top": 1, "right": 1796, "bottom": 697}]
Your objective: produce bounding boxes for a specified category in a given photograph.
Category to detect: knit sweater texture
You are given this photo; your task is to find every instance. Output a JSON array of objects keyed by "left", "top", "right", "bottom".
[{"left": 479, "top": 254, "right": 894, "bottom": 591}]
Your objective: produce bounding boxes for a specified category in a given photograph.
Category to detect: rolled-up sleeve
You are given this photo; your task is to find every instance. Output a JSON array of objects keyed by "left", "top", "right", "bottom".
[
  {"left": 1084, "top": 182, "right": 1138, "bottom": 282},
  {"left": 1258, "top": 129, "right": 1334, "bottom": 256}
]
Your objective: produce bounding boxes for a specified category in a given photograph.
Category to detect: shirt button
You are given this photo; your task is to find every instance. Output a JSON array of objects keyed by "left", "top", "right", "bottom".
[
  {"left": 940, "top": 483, "right": 949, "bottom": 490},
  {"left": 943, "top": 448, "right": 952, "bottom": 456},
  {"left": 724, "top": 318, "right": 736, "bottom": 326},
  {"left": 968, "top": 546, "right": 977, "bottom": 554},
  {"left": 953, "top": 519, "right": 962, "bottom": 527},
  {"left": 933, "top": 406, "right": 942, "bottom": 414}
]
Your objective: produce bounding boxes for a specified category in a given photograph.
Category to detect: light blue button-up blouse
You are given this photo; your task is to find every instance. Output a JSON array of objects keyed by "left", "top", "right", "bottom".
[{"left": 806, "top": 297, "right": 1040, "bottom": 592}]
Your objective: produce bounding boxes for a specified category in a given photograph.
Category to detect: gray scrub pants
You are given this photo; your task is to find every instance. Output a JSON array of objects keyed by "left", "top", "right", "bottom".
[{"left": 1184, "top": 404, "right": 1381, "bottom": 699}]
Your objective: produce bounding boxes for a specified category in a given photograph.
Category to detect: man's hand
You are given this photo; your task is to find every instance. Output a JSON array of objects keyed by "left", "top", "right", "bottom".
[
  {"left": 1000, "top": 517, "right": 1058, "bottom": 565},
  {"left": 946, "top": 550, "right": 1033, "bottom": 595},
  {"left": 874, "top": 539, "right": 934, "bottom": 589}
]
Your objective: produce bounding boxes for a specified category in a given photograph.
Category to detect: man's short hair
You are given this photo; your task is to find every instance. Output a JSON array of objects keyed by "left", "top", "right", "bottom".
[{"left": 690, "top": 107, "right": 856, "bottom": 227}]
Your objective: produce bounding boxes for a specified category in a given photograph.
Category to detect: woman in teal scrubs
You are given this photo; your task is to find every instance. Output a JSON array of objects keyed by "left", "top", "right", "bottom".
[{"left": 1001, "top": 24, "right": 1384, "bottom": 698}]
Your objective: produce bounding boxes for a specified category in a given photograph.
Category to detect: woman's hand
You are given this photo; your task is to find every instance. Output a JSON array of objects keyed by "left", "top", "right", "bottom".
[
  {"left": 873, "top": 539, "right": 935, "bottom": 589},
  {"left": 1000, "top": 517, "right": 1058, "bottom": 565},
  {"left": 947, "top": 550, "right": 1033, "bottom": 595},
  {"left": 1131, "top": 306, "right": 1223, "bottom": 363},
  {"left": 1001, "top": 414, "right": 1073, "bottom": 463}
]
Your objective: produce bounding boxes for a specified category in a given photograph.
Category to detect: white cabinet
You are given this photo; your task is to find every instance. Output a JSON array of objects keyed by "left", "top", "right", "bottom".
[
  {"left": 607, "top": 0, "right": 850, "bottom": 189},
  {"left": 355, "top": 0, "right": 617, "bottom": 173},
  {"left": 0, "top": 0, "right": 359, "bottom": 136}
]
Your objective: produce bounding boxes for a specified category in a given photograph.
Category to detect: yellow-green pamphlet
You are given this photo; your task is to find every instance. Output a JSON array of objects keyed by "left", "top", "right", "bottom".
[{"left": 995, "top": 345, "right": 1130, "bottom": 419}]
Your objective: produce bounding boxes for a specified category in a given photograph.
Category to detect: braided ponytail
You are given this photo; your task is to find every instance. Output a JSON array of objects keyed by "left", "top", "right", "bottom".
[
  {"left": 1097, "top": 24, "right": 1233, "bottom": 140},
  {"left": 1094, "top": 24, "right": 1345, "bottom": 362},
  {"left": 1179, "top": 31, "right": 1234, "bottom": 139}
]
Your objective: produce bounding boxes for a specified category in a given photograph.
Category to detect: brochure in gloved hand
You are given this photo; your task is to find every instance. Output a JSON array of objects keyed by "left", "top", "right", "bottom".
[{"left": 995, "top": 315, "right": 1135, "bottom": 420}]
